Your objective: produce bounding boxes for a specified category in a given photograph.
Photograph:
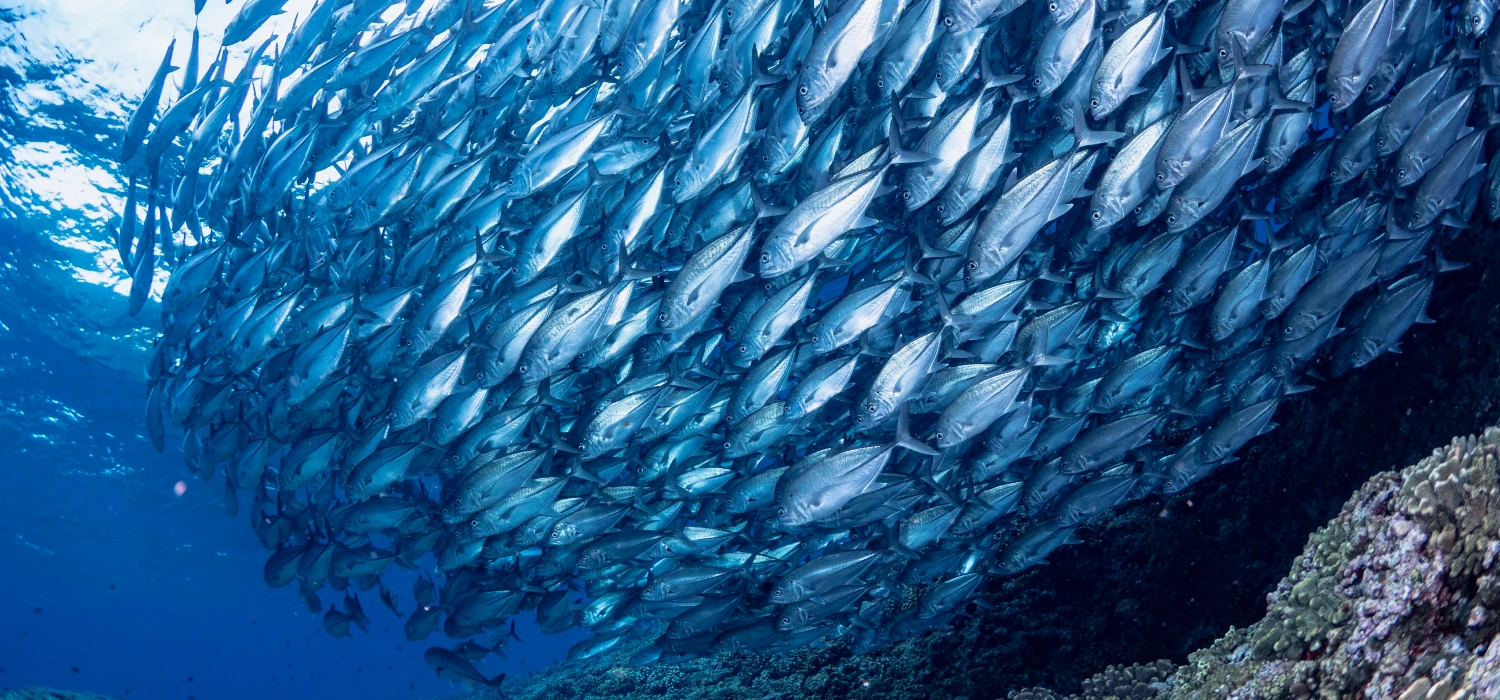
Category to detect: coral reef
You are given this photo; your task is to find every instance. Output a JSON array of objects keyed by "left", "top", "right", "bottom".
[
  {"left": 0, "top": 689, "right": 117, "bottom": 700},
  {"left": 481, "top": 422, "right": 1500, "bottom": 700},
  {"left": 1164, "top": 429, "right": 1500, "bottom": 700}
]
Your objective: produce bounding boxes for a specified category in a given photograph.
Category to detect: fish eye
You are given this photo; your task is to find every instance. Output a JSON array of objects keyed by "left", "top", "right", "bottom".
[
  {"left": 1218, "top": 48, "right": 1227, "bottom": 58},
  {"left": 724, "top": 442, "right": 732, "bottom": 449},
  {"left": 1398, "top": 169, "right": 1406, "bottom": 178},
  {"left": 1091, "top": 211, "right": 1101, "bottom": 220},
  {"left": 738, "top": 346, "right": 748, "bottom": 353},
  {"left": 877, "top": 79, "right": 885, "bottom": 88},
  {"left": 1090, "top": 99, "right": 1099, "bottom": 108},
  {"left": 967, "top": 261, "right": 978, "bottom": 271},
  {"left": 1031, "top": 77, "right": 1041, "bottom": 87},
  {"left": 725, "top": 8, "right": 733, "bottom": 14},
  {"left": 866, "top": 404, "right": 877, "bottom": 414},
  {"left": 901, "top": 190, "right": 911, "bottom": 200},
  {"left": 658, "top": 312, "right": 668, "bottom": 323},
  {"left": 943, "top": 15, "right": 953, "bottom": 25},
  {"left": 470, "top": 519, "right": 480, "bottom": 528},
  {"left": 777, "top": 507, "right": 787, "bottom": 517},
  {"left": 798, "top": 85, "right": 808, "bottom": 96},
  {"left": 1329, "top": 94, "right": 1339, "bottom": 103},
  {"left": 519, "top": 364, "right": 529, "bottom": 373},
  {"left": 934, "top": 431, "right": 944, "bottom": 440},
  {"left": 761, "top": 253, "right": 772, "bottom": 263},
  {"left": 936, "top": 204, "right": 945, "bottom": 213},
  {"left": 1377, "top": 139, "right": 1385, "bottom": 148},
  {"left": 1048, "top": 1, "right": 1057, "bottom": 9},
  {"left": 1167, "top": 215, "right": 1177, "bottom": 224}
]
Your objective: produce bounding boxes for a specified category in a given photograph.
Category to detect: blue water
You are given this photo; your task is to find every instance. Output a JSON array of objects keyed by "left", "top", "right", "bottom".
[{"left": 0, "top": 4, "right": 576, "bottom": 697}]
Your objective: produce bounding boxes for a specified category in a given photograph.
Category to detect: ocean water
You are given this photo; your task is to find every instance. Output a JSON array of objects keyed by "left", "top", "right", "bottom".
[{"left": 0, "top": 3, "right": 575, "bottom": 698}]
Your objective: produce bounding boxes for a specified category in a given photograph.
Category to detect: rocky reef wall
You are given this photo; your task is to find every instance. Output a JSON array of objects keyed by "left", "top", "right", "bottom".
[{"left": 482, "top": 230, "right": 1500, "bottom": 700}]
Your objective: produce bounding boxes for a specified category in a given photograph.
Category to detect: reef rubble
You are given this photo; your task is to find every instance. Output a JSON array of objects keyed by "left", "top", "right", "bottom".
[{"left": 479, "top": 425, "right": 1500, "bottom": 700}]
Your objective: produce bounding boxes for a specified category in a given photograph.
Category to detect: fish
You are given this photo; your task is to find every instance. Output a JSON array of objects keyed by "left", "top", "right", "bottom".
[{"left": 120, "top": 0, "right": 1484, "bottom": 671}]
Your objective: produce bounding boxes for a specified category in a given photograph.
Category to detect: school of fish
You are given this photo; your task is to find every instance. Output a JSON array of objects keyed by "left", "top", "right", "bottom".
[{"left": 112, "top": 0, "right": 1497, "bottom": 684}]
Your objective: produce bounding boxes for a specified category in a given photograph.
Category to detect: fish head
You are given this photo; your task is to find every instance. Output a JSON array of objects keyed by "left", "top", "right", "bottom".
[
  {"left": 729, "top": 338, "right": 758, "bottom": 367},
  {"left": 506, "top": 166, "right": 536, "bottom": 198},
  {"left": 934, "top": 54, "right": 965, "bottom": 93},
  {"left": 1395, "top": 154, "right": 1427, "bottom": 187},
  {"left": 854, "top": 396, "right": 894, "bottom": 430},
  {"left": 657, "top": 297, "right": 694, "bottom": 335},
  {"left": 326, "top": 182, "right": 354, "bottom": 211},
  {"left": 1162, "top": 199, "right": 1196, "bottom": 232},
  {"left": 640, "top": 581, "right": 670, "bottom": 601},
  {"left": 1087, "top": 197, "right": 1123, "bottom": 232},
  {"left": 1348, "top": 337, "right": 1383, "bottom": 371},
  {"left": 794, "top": 71, "right": 832, "bottom": 119},
  {"left": 673, "top": 161, "right": 711, "bottom": 204},
  {"left": 1363, "top": 62, "right": 1399, "bottom": 103},
  {"left": 347, "top": 472, "right": 377, "bottom": 502},
  {"left": 1155, "top": 158, "right": 1187, "bottom": 189},
  {"left": 1088, "top": 89, "right": 1121, "bottom": 121},
  {"left": 1278, "top": 311, "right": 1320, "bottom": 343},
  {"left": 1262, "top": 144, "right": 1292, "bottom": 173},
  {"left": 1027, "top": 64, "right": 1064, "bottom": 99},
  {"left": 809, "top": 323, "right": 839, "bottom": 353},
  {"left": 768, "top": 579, "right": 799, "bottom": 604},
  {"left": 1467, "top": 6, "right": 1493, "bottom": 35},
  {"left": 939, "top": 0, "right": 982, "bottom": 35},
  {"left": 775, "top": 494, "right": 814, "bottom": 529},
  {"left": 994, "top": 547, "right": 1031, "bottom": 574},
  {"left": 1209, "top": 317, "right": 1237, "bottom": 343},
  {"left": 934, "top": 191, "right": 968, "bottom": 226},
  {"left": 758, "top": 239, "right": 799, "bottom": 278},
  {"left": 901, "top": 170, "right": 940, "bottom": 211},
  {"left": 1046, "top": 0, "right": 1083, "bottom": 22},
  {"left": 1407, "top": 197, "right": 1441, "bottom": 230},
  {"left": 1373, "top": 126, "right": 1403, "bottom": 157},
  {"left": 1162, "top": 286, "right": 1194, "bottom": 315},
  {"left": 963, "top": 250, "right": 1002, "bottom": 290},
  {"left": 932, "top": 419, "right": 966, "bottom": 450},
  {"left": 873, "top": 64, "right": 902, "bottom": 101},
  {"left": 348, "top": 201, "right": 378, "bottom": 232},
  {"left": 1327, "top": 75, "right": 1362, "bottom": 113},
  {"left": 1331, "top": 156, "right": 1362, "bottom": 185},
  {"left": 515, "top": 354, "right": 547, "bottom": 385},
  {"left": 458, "top": 516, "right": 486, "bottom": 542}
]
